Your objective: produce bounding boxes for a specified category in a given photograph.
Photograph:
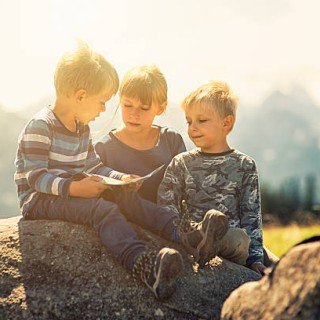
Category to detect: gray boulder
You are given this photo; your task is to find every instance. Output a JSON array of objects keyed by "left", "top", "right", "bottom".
[
  {"left": 221, "top": 239, "right": 320, "bottom": 320},
  {"left": 0, "top": 217, "right": 260, "bottom": 319}
]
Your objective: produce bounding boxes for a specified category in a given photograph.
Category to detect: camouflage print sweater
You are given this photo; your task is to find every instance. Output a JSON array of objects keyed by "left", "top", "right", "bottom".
[{"left": 157, "top": 148, "right": 263, "bottom": 265}]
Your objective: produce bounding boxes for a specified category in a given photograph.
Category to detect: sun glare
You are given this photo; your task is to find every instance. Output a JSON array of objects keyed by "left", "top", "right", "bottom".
[{"left": 0, "top": 0, "right": 320, "bottom": 111}]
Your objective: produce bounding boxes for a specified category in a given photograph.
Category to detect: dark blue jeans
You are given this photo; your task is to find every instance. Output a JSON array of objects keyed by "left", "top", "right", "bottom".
[{"left": 28, "top": 190, "right": 178, "bottom": 270}]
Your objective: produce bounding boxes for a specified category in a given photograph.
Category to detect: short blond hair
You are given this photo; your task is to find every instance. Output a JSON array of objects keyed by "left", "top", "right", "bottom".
[
  {"left": 182, "top": 81, "right": 238, "bottom": 118},
  {"left": 54, "top": 42, "right": 119, "bottom": 97},
  {"left": 119, "top": 65, "right": 167, "bottom": 109}
]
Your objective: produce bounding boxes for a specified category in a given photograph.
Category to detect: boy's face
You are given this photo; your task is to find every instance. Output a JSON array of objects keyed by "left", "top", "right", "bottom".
[
  {"left": 185, "top": 104, "right": 231, "bottom": 153},
  {"left": 75, "top": 89, "right": 113, "bottom": 125},
  {"left": 120, "top": 95, "right": 164, "bottom": 133}
]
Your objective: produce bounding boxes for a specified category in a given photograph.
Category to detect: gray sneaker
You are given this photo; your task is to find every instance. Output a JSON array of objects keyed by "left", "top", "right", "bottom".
[
  {"left": 177, "top": 200, "right": 229, "bottom": 267},
  {"left": 132, "top": 247, "right": 183, "bottom": 300}
]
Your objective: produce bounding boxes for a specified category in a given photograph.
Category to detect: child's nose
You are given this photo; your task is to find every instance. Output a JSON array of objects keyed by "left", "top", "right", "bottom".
[
  {"left": 130, "top": 108, "right": 140, "bottom": 117},
  {"left": 189, "top": 123, "right": 198, "bottom": 131}
]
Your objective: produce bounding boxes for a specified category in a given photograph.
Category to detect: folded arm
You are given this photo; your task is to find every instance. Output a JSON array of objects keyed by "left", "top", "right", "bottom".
[
  {"left": 240, "top": 162, "right": 264, "bottom": 266},
  {"left": 157, "top": 157, "right": 184, "bottom": 216}
]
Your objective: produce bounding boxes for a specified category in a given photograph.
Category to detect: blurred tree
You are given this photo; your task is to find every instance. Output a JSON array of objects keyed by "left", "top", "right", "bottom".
[
  {"left": 261, "top": 176, "right": 301, "bottom": 224},
  {"left": 304, "top": 174, "right": 316, "bottom": 211}
]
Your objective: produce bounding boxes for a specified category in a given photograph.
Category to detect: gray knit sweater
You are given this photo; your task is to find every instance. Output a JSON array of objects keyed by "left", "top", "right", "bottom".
[{"left": 158, "top": 149, "right": 263, "bottom": 265}]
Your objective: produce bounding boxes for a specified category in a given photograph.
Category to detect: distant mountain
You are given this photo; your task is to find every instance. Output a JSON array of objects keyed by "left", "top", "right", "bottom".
[
  {"left": 19, "top": 96, "right": 54, "bottom": 120},
  {"left": 1, "top": 87, "right": 319, "bottom": 218},
  {"left": 0, "top": 106, "right": 26, "bottom": 217},
  {"left": 91, "top": 88, "right": 320, "bottom": 195},
  {"left": 231, "top": 88, "right": 320, "bottom": 187}
]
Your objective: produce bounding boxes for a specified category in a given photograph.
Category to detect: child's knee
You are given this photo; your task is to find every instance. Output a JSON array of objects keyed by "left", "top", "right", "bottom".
[
  {"left": 219, "top": 228, "right": 250, "bottom": 265},
  {"left": 94, "top": 198, "right": 124, "bottom": 223},
  {"left": 237, "top": 228, "right": 250, "bottom": 249}
]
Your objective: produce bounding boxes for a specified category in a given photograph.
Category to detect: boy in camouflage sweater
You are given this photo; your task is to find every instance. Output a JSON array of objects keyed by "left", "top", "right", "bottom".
[{"left": 158, "top": 81, "right": 269, "bottom": 275}]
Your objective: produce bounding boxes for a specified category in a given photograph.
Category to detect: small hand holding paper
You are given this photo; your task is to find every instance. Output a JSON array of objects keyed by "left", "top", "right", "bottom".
[
  {"left": 121, "top": 174, "right": 143, "bottom": 190},
  {"left": 69, "top": 175, "right": 110, "bottom": 198}
]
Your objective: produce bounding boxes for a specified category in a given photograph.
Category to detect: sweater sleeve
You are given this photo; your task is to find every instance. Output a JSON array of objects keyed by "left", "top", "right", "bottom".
[
  {"left": 94, "top": 140, "right": 108, "bottom": 165},
  {"left": 84, "top": 134, "right": 124, "bottom": 179},
  {"left": 164, "top": 128, "right": 187, "bottom": 157},
  {"left": 240, "top": 160, "right": 264, "bottom": 265},
  {"left": 20, "top": 119, "right": 72, "bottom": 197},
  {"left": 172, "top": 133, "right": 187, "bottom": 156},
  {"left": 157, "top": 156, "right": 184, "bottom": 216}
]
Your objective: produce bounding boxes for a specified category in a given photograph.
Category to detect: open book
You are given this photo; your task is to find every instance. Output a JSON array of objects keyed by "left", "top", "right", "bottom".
[
  {"left": 98, "top": 164, "right": 164, "bottom": 186},
  {"left": 94, "top": 164, "right": 165, "bottom": 186}
]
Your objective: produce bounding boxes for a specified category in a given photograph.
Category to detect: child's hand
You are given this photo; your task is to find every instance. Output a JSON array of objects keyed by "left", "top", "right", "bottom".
[
  {"left": 249, "top": 262, "right": 267, "bottom": 275},
  {"left": 69, "top": 175, "right": 109, "bottom": 198},
  {"left": 121, "top": 174, "right": 143, "bottom": 190}
]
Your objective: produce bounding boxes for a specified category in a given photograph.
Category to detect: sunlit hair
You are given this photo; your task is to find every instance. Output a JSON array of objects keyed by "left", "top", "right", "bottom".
[
  {"left": 119, "top": 65, "right": 167, "bottom": 111},
  {"left": 182, "top": 81, "right": 238, "bottom": 118},
  {"left": 54, "top": 41, "right": 119, "bottom": 97}
]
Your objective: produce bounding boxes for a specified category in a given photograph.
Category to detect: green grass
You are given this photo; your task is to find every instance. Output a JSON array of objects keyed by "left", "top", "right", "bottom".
[{"left": 263, "top": 224, "right": 320, "bottom": 257}]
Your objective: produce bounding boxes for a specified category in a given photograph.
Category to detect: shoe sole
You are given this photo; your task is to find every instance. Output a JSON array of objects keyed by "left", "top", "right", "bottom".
[
  {"left": 197, "top": 210, "right": 229, "bottom": 267},
  {"left": 153, "top": 248, "right": 183, "bottom": 300}
]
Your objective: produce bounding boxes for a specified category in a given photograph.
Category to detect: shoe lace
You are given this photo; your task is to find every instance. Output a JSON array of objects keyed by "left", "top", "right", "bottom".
[
  {"left": 174, "top": 199, "right": 201, "bottom": 262},
  {"left": 132, "top": 250, "right": 159, "bottom": 297},
  {"left": 174, "top": 199, "right": 193, "bottom": 233}
]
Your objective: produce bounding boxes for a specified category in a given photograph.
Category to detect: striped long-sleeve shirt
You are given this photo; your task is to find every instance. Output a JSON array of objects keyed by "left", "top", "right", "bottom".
[{"left": 14, "top": 107, "right": 124, "bottom": 216}]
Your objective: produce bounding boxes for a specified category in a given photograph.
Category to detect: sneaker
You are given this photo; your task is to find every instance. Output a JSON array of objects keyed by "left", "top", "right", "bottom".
[
  {"left": 177, "top": 200, "right": 229, "bottom": 267},
  {"left": 132, "top": 247, "right": 183, "bottom": 300}
]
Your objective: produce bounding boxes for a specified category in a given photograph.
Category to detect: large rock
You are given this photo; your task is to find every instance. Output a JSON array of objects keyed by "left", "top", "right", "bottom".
[
  {"left": 0, "top": 217, "right": 260, "bottom": 319},
  {"left": 221, "top": 239, "right": 320, "bottom": 320}
]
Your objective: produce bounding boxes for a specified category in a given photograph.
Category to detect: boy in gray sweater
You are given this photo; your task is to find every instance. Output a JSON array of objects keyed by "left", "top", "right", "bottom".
[{"left": 158, "top": 81, "right": 270, "bottom": 275}]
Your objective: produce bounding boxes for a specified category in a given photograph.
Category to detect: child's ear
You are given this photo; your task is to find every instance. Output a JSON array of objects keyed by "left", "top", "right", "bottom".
[
  {"left": 75, "top": 89, "right": 87, "bottom": 102},
  {"left": 223, "top": 115, "right": 235, "bottom": 132},
  {"left": 156, "top": 101, "right": 167, "bottom": 115}
]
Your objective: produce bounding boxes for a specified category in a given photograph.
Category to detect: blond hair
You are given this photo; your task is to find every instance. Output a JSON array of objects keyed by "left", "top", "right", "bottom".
[
  {"left": 119, "top": 65, "right": 167, "bottom": 109},
  {"left": 54, "top": 41, "right": 119, "bottom": 97},
  {"left": 182, "top": 81, "right": 238, "bottom": 118}
]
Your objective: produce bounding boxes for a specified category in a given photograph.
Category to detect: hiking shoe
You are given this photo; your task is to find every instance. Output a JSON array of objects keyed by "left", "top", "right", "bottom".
[
  {"left": 132, "top": 247, "right": 183, "bottom": 300},
  {"left": 177, "top": 200, "right": 229, "bottom": 267}
]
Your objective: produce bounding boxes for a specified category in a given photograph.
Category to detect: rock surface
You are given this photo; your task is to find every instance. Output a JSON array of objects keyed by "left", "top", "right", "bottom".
[
  {"left": 221, "top": 239, "right": 320, "bottom": 320},
  {"left": 0, "top": 217, "right": 260, "bottom": 319}
]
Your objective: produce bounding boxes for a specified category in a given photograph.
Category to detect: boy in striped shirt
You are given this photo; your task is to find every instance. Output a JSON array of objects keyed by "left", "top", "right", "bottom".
[{"left": 14, "top": 42, "right": 225, "bottom": 300}]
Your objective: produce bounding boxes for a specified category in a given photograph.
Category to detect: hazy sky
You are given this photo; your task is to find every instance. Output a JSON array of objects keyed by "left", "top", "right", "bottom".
[{"left": 1, "top": 0, "right": 320, "bottom": 111}]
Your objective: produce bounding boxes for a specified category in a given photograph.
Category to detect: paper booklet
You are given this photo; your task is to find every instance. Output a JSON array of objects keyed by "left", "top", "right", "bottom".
[{"left": 96, "top": 164, "right": 165, "bottom": 186}]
